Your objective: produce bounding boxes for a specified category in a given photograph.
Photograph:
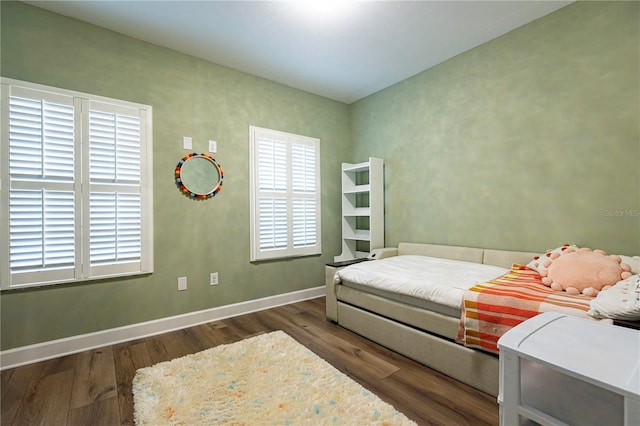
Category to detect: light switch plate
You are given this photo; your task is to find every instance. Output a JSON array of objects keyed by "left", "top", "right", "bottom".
[
  {"left": 183, "top": 136, "right": 192, "bottom": 150},
  {"left": 178, "top": 276, "right": 187, "bottom": 291},
  {"left": 208, "top": 140, "right": 217, "bottom": 153}
]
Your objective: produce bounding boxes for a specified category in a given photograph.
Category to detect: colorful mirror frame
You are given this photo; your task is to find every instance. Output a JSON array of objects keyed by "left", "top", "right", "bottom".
[{"left": 175, "top": 152, "right": 224, "bottom": 199}]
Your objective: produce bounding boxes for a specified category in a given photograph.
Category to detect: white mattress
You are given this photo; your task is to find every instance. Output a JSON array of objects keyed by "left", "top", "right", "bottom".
[{"left": 335, "top": 255, "right": 508, "bottom": 309}]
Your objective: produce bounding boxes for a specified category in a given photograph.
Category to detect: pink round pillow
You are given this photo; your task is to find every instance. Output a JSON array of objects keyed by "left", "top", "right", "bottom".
[{"left": 540, "top": 248, "right": 632, "bottom": 296}]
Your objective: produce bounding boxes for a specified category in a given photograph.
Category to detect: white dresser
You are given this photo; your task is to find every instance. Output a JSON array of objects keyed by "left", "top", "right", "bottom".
[{"left": 498, "top": 312, "right": 640, "bottom": 426}]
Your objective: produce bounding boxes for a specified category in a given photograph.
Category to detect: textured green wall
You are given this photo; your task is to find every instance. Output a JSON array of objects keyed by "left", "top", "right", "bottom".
[
  {"left": 2, "top": 1, "right": 639, "bottom": 351},
  {"left": 351, "top": 1, "right": 640, "bottom": 255},
  {"left": 0, "top": 1, "right": 350, "bottom": 349}
]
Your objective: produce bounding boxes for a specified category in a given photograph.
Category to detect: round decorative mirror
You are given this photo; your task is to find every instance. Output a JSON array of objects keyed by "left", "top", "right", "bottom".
[{"left": 175, "top": 152, "right": 224, "bottom": 199}]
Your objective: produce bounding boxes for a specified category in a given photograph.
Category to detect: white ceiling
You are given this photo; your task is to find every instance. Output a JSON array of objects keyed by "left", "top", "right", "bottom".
[{"left": 24, "top": 0, "right": 573, "bottom": 104}]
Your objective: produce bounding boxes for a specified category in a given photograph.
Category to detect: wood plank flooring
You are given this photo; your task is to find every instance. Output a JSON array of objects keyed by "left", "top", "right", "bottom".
[{"left": 1, "top": 297, "right": 499, "bottom": 425}]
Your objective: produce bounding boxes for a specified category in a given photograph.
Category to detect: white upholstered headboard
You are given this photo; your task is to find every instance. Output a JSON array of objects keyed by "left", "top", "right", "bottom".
[{"left": 396, "top": 242, "right": 540, "bottom": 269}]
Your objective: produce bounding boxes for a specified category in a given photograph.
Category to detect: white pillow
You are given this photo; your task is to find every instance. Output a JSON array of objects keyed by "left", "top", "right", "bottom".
[
  {"left": 620, "top": 255, "right": 640, "bottom": 274},
  {"left": 588, "top": 274, "right": 640, "bottom": 320}
]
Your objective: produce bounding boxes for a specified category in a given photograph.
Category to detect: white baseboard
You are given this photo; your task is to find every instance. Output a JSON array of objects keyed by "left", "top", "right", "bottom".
[{"left": 0, "top": 286, "right": 325, "bottom": 370}]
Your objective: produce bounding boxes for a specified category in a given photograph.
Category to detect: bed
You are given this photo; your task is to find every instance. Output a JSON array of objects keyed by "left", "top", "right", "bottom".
[{"left": 325, "top": 242, "right": 639, "bottom": 396}]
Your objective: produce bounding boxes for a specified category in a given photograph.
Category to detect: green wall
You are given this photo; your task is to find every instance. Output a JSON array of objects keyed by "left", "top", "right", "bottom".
[
  {"left": 351, "top": 1, "right": 640, "bottom": 255},
  {"left": 2, "top": 1, "right": 639, "bottom": 351},
  {"left": 0, "top": 1, "right": 350, "bottom": 350}
]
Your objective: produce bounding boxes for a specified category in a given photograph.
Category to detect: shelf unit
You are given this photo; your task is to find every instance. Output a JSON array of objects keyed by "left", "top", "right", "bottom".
[{"left": 335, "top": 157, "right": 384, "bottom": 261}]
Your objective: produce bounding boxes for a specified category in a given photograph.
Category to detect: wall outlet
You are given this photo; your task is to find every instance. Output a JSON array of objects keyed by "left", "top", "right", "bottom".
[
  {"left": 210, "top": 272, "right": 218, "bottom": 286},
  {"left": 208, "top": 140, "right": 217, "bottom": 153},
  {"left": 178, "top": 276, "right": 187, "bottom": 291}
]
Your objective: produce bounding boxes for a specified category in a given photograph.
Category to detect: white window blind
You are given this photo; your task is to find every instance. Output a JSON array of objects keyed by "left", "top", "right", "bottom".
[
  {"left": 9, "top": 190, "right": 76, "bottom": 272},
  {"left": 87, "top": 103, "right": 143, "bottom": 272},
  {"left": 249, "top": 126, "right": 321, "bottom": 261},
  {"left": 1, "top": 78, "right": 153, "bottom": 289}
]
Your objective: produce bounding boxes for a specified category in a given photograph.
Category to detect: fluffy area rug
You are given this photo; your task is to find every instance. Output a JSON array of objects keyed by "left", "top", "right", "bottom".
[{"left": 132, "top": 330, "right": 416, "bottom": 425}]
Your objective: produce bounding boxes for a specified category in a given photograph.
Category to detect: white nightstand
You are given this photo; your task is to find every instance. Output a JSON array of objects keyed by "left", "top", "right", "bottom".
[{"left": 498, "top": 312, "right": 640, "bottom": 426}]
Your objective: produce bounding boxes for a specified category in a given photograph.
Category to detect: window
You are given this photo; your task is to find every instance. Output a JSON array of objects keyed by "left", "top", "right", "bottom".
[
  {"left": 1, "top": 78, "right": 153, "bottom": 289},
  {"left": 249, "top": 126, "right": 321, "bottom": 261}
]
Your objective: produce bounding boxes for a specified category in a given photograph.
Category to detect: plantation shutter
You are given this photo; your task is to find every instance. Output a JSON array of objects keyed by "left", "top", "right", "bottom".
[
  {"left": 291, "top": 143, "right": 317, "bottom": 248},
  {"left": 5, "top": 88, "right": 78, "bottom": 285},
  {"left": 87, "top": 104, "right": 143, "bottom": 273},
  {"left": 1, "top": 78, "right": 153, "bottom": 289},
  {"left": 257, "top": 138, "right": 288, "bottom": 251},
  {"left": 249, "top": 126, "right": 321, "bottom": 261}
]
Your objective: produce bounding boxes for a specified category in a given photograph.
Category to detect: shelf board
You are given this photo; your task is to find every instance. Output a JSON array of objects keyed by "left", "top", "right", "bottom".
[
  {"left": 343, "top": 208, "right": 370, "bottom": 216},
  {"left": 343, "top": 184, "right": 371, "bottom": 194},
  {"left": 342, "top": 162, "right": 370, "bottom": 173},
  {"left": 344, "top": 229, "right": 371, "bottom": 241}
]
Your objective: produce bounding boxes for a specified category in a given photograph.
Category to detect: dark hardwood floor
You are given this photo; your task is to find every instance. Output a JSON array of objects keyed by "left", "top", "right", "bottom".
[{"left": 1, "top": 297, "right": 499, "bottom": 425}]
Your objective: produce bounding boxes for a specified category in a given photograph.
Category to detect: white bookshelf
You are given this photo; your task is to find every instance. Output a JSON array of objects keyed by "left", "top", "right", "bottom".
[{"left": 334, "top": 157, "right": 384, "bottom": 261}]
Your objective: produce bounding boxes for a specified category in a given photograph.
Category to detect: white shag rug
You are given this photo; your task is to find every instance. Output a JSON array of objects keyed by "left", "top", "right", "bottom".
[{"left": 132, "top": 330, "right": 416, "bottom": 425}]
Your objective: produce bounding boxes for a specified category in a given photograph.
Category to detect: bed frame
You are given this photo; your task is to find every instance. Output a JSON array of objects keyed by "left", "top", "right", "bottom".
[{"left": 325, "top": 242, "right": 540, "bottom": 397}]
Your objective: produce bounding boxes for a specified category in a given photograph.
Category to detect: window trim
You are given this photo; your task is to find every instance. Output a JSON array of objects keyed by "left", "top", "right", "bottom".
[
  {"left": 1, "top": 78, "right": 154, "bottom": 290},
  {"left": 249, "top": 125, "right": 321, "bottom": 262}
]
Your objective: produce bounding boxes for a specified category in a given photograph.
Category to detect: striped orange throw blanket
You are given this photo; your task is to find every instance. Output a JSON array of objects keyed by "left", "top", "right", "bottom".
[{"left": 456, "top": 264, "right": 595, "bottom": 354}]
